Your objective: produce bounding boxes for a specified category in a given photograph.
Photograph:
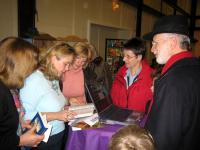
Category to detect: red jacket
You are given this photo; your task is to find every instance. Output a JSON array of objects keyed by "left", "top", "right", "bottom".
[{"left": 110, "top": 60, "right": 153, "bottom": 112}]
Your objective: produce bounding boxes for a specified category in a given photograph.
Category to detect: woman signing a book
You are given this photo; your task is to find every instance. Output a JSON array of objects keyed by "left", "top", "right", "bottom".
[
  {"left": 20, "top": 42, "right": 77, "bottom": 150},
  {"left": 0, "top": 37, "right": 44, "bottom": 150}
]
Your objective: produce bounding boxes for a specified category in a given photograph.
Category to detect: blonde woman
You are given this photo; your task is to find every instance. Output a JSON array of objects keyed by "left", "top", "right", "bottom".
[
  {"left": 20, "top": 42, "right": 76, "bottom": 150},
  {"left": 62, "top": 42, "right": 94, "bottom": 106}
]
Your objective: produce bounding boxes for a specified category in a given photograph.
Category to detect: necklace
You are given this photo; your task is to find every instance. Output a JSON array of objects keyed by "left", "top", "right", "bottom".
[{"left": 51, "top": 80, "right": 60, "bottom": 95}]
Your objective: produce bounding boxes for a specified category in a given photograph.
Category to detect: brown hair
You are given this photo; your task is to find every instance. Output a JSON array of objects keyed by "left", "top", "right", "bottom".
[
  {"left": 73, "top": 42, "right": 95, "bottom": 68},
  {"left": 109, "top": 125, "right": 155, "bottom": 150},
  {"left": 0, "top": 37, "right": 39, "bottom": 88},
  {"left": 39, "top": 42, "right": 75, "bottom": 80}
]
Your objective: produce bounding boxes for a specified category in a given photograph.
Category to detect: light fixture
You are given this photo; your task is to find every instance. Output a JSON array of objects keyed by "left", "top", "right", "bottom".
[{"left": 112, "top": 0, "right": 120, "bottom": 11}]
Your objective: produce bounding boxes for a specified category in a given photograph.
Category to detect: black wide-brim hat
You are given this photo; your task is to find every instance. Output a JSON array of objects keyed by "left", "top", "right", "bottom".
[{"left": 143, "top": 15, "right": 191, "bottom": 41}]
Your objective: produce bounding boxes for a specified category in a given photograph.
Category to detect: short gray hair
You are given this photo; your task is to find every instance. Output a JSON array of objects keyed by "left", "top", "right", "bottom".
[{"left": 167, "top": 33, "right": 191, "bottom": 50}]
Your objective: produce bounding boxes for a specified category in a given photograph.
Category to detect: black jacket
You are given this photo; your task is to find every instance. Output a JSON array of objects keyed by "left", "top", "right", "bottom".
[
  {"left": 145, "top": 58, "right": 200, "bottom": 150},
  {"left": 0, "top": 81, "right": 20, "bottom": 150}
]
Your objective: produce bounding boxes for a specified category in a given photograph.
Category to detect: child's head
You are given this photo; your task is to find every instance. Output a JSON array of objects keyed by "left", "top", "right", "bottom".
[{"left": 109, "top": 124, "right": 155, "bottom": 150}]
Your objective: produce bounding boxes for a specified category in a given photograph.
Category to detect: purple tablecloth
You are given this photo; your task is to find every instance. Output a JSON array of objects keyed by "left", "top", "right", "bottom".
[{"left": 65, "top": 124, "right": 123, "bottom": 150}]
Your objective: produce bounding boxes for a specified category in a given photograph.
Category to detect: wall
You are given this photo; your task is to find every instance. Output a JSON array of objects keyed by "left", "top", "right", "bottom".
[
  {"left": 90, "top": 23, "right": 133, "bottom": 59},
  {"left": 35, "top": 0, "right": 135, "bottom": 39},
  {"left": 0, "top": 0, "right": 18, "bottom": 40},
  {"left": 1, "top": 0, "right": 199, "bottom": 58},
  {"left": 35, "top": 0, "right": 136, "bottom": 59},
  {"left": 141, "top": 12, "right": 158, "bottom": 63}
]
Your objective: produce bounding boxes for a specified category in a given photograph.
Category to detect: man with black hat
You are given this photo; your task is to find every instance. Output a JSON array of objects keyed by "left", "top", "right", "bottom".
[{"left": 143, "top": 15, "right": 200, "bottom": 150}]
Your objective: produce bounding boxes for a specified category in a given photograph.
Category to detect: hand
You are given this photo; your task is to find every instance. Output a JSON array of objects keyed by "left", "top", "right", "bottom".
[
  {"left": 66, "top": 110, "right": 77, "bottom": 121},
  {"left": 21, "top": 120, "right": 32, "bottom": 129},
  {"left": 69, "top": 98, "right": 86, "bottom": 106},
  {"left": 58, "top": 109, "right": 76, "bottom": 122},
  {"left": 19, "top": 112, "right": 32, "bottom": 129},
  {"left": 19, "top": 124, "right": 44, "bottom": 147}
]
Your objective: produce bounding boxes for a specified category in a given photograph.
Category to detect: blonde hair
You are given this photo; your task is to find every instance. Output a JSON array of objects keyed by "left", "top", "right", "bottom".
[
  {"left": 39, "top": 42, "right": 75, "bottom": 80},
  {"left": 0, "top": 37, "right": 39, "bottom": 88},
  {"left": 73, "top": 42, "right": 96, "bottom": 68},
  {"left": 109, "top": 125, "right": 155, "bottom": 150}
]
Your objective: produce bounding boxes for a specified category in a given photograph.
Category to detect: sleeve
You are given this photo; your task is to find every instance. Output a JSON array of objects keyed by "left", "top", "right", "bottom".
[
  {"left": 0, "top": 87, "right": 20, "bottom": 149},
  {"left": 20, "top": 73, "right": 50, "bottom": 120},
  {"left": 110, "top": 72, "right": 125, "bottom": 106},
  {"left": 110, "top": 75, "right": 119, "bottom": 104}
]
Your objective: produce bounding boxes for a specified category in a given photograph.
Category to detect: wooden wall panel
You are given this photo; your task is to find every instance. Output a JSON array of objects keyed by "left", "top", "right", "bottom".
[
  {"left": 143, "top": 0, "right": 161, "bottom": 11},
  {"left": 177, "top": 0, "right": 191, "bottom": 14}
]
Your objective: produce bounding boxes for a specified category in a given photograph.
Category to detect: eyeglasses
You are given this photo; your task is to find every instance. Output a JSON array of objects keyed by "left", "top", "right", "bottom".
[{"left": 122, "top": 54, "right": 137, "bottom": 60}]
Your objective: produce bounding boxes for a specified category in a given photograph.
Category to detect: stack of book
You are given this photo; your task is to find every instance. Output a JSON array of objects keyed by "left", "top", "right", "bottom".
[
  {"left": 68, "top": 103, "right": 95, "bottom": 119},
  {"left": 68, "top": 113, "right": 99, "bottom": 131}
]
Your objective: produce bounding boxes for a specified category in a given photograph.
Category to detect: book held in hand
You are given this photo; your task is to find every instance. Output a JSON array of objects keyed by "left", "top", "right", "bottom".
[{"left": 31, "top": 112, "right": 52, "bottom": 142}]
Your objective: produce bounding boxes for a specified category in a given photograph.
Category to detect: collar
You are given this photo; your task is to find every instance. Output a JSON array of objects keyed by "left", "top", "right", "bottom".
[
  {"left": 161, "top": 51, "right": 193, "bottom": 75},
  {"left": 126, "top": 65, "right": 142, "bottom": 77}
]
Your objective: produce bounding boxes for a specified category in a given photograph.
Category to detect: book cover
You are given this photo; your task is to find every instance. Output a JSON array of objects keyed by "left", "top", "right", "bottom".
[{"left": 31, "top": 112, "right": 48, "bottom": 135}]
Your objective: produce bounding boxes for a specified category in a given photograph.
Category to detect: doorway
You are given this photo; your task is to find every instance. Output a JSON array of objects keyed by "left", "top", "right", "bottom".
[{"left": 88, "top": 22, "right": 133, "bottom": 60}]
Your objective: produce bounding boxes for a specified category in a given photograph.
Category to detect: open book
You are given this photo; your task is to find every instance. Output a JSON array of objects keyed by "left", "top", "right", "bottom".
[
  {"left": 68, "top": 103, "right": 95, "bottom": 119},
  {"left": 31, "top": 112, "right": 52, "bottom": 142}
]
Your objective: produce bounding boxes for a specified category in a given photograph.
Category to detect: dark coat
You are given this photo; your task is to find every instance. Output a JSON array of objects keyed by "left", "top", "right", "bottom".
[
  {"left": 145, "top": 57, "right": 200, "bottom": 150},
  {"left": 0, "top": 81, "right": 20, "bottom": 150}
]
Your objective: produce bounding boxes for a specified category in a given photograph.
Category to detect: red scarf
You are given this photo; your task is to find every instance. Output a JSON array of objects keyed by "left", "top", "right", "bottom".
[{"left": 161, "top": 51, "right": 193, "bottom": 75}]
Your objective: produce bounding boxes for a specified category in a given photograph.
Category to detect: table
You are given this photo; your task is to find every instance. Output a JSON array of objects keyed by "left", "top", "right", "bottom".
[{"left": 65, "top": 124, "right": 123, "bottom": 150}]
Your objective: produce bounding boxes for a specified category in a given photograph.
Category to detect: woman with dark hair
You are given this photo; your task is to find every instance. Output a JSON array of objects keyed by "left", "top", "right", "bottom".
[
  {"left": 0, "top": 37, "right": 44, "bottom": 150},
  {"left": 110, "top": 37, "right": 153, "bottom": 113}
]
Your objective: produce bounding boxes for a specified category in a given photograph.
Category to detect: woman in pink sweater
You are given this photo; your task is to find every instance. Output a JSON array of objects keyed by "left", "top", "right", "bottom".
[{"left": 62, "top": 42, "right": 94, "bottom": 105}]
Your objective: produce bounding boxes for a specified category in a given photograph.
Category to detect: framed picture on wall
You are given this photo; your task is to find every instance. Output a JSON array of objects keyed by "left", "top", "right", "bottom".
[{"left": 105, "top": 39, "right": 127, "bottom": 73}]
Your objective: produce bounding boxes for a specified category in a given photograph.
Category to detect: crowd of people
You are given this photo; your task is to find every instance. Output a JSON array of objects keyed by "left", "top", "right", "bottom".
[{"left": 0, "top": 15, "right": 200, "bottom": 150}]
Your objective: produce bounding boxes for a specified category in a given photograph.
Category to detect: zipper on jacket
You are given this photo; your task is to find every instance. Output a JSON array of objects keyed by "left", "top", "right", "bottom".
[{"left": 126, "top": 75, "right": 139, "bottom": 108}]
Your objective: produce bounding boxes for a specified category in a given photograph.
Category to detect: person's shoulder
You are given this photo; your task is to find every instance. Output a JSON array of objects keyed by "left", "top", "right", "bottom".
[
  {"left": 169, "top": 58, "right": 200, "bottom": 75},
  {"left": 114, "top": 65, "right": 127, "bottom": 79},
  {"left": 65, "top": 67, "right": 83, "bottom": 76},
  {"left": 117, "top": 65, "right": 127, "bottom": 73},
  {"left": 0, "top": 81, "right": 10, "bottom": 102},
  {"left": 142, "top": 59, "right": 152, "bottom": 69},
  {"left": 0, "top": 80, "right": 7, "bottom": 91},
  {"left": 141, "top": 60, "right": 153, "bottom": 77},
  {"left": 25, "top": 70, "right": 45, "bottom": 82},
  {"left": 20, "top": 70, "right": 52, "bottom": 99},
  {"left": 22, "top": 70, "right": 48, "bottom": 90}
]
